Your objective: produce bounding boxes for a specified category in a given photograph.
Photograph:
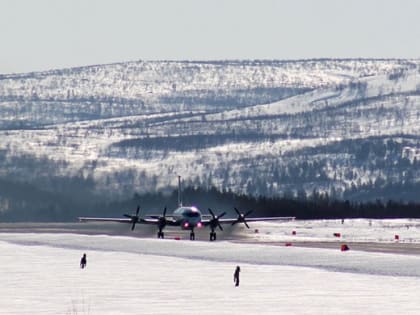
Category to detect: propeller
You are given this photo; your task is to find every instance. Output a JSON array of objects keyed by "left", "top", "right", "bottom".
[
  {"left": 232, "top": 207, "right": 253, "bottom": 228},
  {"left": 150, "top": 207, "right": 168, "bottom": 231},
  {"left": 208, "top": 208, "right": 226, "bottom": 232},
  {"left": 124, "top": 205, "right": 141, "bottom": 231},
  {"left": 158, "top": 207, "right": 168, "bottom": 230}
]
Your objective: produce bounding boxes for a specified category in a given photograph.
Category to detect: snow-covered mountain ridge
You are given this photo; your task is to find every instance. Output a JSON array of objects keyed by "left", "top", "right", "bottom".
[{"left": 0, "top": 59, "right": 419, "bottom": 205}]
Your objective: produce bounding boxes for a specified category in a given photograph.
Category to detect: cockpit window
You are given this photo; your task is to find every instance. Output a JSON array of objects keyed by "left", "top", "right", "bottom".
[
  {"left": 175, "top": 207, "right": 201, "bottom": 217},
  {"left": 185, "top": 211, "right": 200, "bottom": 218}
]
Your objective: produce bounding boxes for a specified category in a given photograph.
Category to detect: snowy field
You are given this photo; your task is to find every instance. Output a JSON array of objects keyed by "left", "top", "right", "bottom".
[{"left": 1, "top": 219, "right": 420, "bottom": 314}]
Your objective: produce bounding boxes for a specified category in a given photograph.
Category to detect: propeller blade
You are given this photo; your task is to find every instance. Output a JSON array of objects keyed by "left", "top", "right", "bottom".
[
  {"left": 136, "top": 206, "right": 140, "bottom": 216},
  {"left": 232, "top": 208, "right": 252, "bottom": 228},
  {"left": 163, "top": 207, "right": 167, "bottom": 217},
  {"left": 123, "top": 214, "right": 132, "bottom": 218},
  {"left": 131, "top": 221, "right": 136, "bottom": 231},
  {"left": 208, "top": 208, "right": 226, "bottom": 230},
  {"left": 217, "top": 211, "right": 226, "bottom": 230},
  {"left": 243, "top": 210, "right": 252, "bottom": 228}
]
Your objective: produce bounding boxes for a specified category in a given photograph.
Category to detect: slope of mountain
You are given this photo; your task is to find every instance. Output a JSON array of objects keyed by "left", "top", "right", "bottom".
[{"left": 0, "top": 59, "right": 419, "bottom": 211}]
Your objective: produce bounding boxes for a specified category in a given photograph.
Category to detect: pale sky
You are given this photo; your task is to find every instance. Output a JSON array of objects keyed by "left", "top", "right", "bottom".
[{"left": 1, "top": 0, "right": 420, "bottom": 74}]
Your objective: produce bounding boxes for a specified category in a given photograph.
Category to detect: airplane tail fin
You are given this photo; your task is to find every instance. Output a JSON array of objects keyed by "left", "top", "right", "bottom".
[{"left": 178, "top": 175, "right": 183, "bottom": 207}]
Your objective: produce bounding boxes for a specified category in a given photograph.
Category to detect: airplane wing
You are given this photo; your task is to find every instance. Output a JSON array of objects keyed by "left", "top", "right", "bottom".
[
  {"left": 200, "top": 216, "right": 295, "bottom": 225},
  {"left": 78, "top": 216, "right": 163, "bottom": 225},
  {"left": 218, "top": 216, "right": 295, "bottom": 224},
  {"left": 201, "top": 207, "right": 295, "bottom": 230},
  {"left": 78, "top": 217, "right": 133, "bottom": 223},
  {"left": 78, "top": 206, "right": 180, "bottom": 231},
  {"left": 78, "top": 216, "right": 181, "bottom": 225},
  {"left": 79, "top": 215, "right": 295, "bottom": 224}
]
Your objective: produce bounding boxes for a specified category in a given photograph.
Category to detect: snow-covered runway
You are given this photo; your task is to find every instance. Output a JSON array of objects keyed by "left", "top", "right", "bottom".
[{"left": 1, "top": 219, "right": 420, "bottom": 314}]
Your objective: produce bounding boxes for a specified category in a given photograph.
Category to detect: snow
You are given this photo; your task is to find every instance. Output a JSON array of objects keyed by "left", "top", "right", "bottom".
[
  {"left": 1, "top": 219, "right": 420, "bottom": 314},
  {"left": 256, "top": 218, "right": 420, "bottom": 243},
  {"left": 0, "top": 59, "right": 418, "bottom": 197}
]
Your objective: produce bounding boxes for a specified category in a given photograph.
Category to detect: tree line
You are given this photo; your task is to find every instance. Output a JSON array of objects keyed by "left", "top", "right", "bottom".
[{"left": 1, "top": 182, "right": 419, "bottom": 222}]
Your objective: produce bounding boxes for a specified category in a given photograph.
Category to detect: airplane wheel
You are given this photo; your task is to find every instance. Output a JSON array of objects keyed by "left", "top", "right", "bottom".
[
  {"left": 210, "top": 232, "right": 216, "bottom": 241},
  {"left": 158, "top": 231, "right": 164, "bottom": 239},
  {"left": 190, "top": 232, "right": 195, "bottom": 240}
]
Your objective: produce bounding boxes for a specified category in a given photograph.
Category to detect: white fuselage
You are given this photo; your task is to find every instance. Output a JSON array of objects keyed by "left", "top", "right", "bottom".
[{"left": 172, "top": 206, "right": 203, "bottom": 230}]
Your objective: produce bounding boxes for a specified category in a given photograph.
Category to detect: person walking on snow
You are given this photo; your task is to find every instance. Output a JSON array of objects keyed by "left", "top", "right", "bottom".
[
  {"left": 80, "top": 253, "right": 87, "bottom": 269},
  {"left": 234, "top": 266, "right": 240, "bottom": 287}
]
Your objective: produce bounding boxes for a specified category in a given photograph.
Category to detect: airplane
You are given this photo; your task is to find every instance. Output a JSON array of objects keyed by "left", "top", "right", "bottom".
[{"left": 78, "top": 177, "right": 295, "bottom": 241}]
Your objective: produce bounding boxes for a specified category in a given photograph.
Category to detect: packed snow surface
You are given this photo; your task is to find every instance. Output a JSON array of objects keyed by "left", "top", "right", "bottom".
[{"left": 1, "top": 218, "right": 420, "bottom": 314}]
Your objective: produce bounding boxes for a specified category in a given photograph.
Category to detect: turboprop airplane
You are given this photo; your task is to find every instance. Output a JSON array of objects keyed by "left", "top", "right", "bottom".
[{"left": 78, "top": 177, "right": 295, "bottom": 241}]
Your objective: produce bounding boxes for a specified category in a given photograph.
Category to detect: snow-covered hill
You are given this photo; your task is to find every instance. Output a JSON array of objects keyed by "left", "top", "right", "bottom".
[{"left": 0, "top": 59, "right": 418, "bottom": 206}]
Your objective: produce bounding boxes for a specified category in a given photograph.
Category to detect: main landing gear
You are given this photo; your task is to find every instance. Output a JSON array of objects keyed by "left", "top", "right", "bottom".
[
  {"left": 190, "top": 230, "right": 195, "bottom": 240},
  {"left": 207, "top": 208, "right": 225, "bottom": 242},
  {"left": 209, "top": 231, "right": 217, "bottom": 241},
  {"left": 157, "top": 230, "right": 164, "bottom": 239}
]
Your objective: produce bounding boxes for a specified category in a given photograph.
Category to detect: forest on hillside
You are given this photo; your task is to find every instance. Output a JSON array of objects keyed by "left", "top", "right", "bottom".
[
  {"left": 0, "top": 59, "right": 418, "bottom": 211},
  {"left": 0, "top": 181, "right": 419, "bottom": 222}
]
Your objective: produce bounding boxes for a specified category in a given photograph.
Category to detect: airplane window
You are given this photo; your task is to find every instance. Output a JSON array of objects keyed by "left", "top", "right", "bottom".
[{"left": 185, "top": 212, "right": 200, "bottom": 217}]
